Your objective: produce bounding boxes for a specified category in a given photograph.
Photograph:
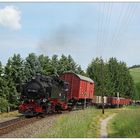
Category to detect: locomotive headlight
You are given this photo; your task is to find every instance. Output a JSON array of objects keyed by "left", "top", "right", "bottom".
[{"left": 43, "top": 98, "right": 47, "bottom": 102}]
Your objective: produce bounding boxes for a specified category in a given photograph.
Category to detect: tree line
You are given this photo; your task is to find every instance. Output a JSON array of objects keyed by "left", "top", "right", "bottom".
[
  {"left": 87, "top": 57, "right": 138, "bottom": 99},
  {"left": 0, "top": 53, "right": 139, "bottom": 112},
  {"left": 0, "top": 53, "right": 85, "bottom": 112},
  {"left": 129, "top": 65, "right": 140, "bottom": 69}
]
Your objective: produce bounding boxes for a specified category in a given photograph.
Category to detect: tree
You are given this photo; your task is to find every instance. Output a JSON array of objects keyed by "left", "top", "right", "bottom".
[
  {"left": 0, "top": 60, "right": 18, "bottom": 109},
  {"left": 49, "top": 54, "right": 61, "bottom": 75},
  {"left": 0, "top": 61, "right": 2, "bottom": 76},
  {"left": 108, "top": 58, "right": 135, "bottom": 98},
  {"left": 67, "top": 55, "right": 78, "bottom": 72},
  {"left": 133, "top": 82, "right": 140, "bottom": 100},
  {"left": 24, "top": 53, "right": 42, "bottom": 81},
  {"left": 0, "top": 97, "right": 9, "bottom": 112},
  {"left": 87, "top": 57, "right": 109, "bottom": 96},
  {"left": 58, "top": 54, "right": 86, "bottom": 75},
  {"left": 0, "top": 61, "right": 5, "bottom": 98},
  {"left": 58, "top": 54, "right": 69, "bottom": 74},
  {"left": 129, "top": 65, "right": 140, "bottom": 69},
  {"left": 38, "top": 54, "right": 52, "bottom": 75},
  {"left": 76, "top": 65, "right": 86, "bottom": 76},
  {"left": 4, "top": 54, "right": 25, "bottom": 92},
  {"left": 5, "top": 78, "right": 18, "bottom": 109},
  {"left": 87, "top": 57, "right": 135, "bottom": 98}
]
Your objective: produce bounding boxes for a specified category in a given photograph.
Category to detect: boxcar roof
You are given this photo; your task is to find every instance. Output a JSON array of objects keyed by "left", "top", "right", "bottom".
[
  {"left": 77, "top": 74, "right": 94, "bottom": 83},
  {"left": 62, "top": 72, "right": 94, "bottom": 83}
]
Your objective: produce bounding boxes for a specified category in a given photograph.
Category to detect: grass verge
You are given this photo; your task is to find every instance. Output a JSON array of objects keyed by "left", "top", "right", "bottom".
[
  {"left": 37, "top": 107, "right": 104, "bottom": 138},
  {"left": 108, "top": 107, "right": 140, "bottom": 138},
  {"left": 0, "top": 110, "right": 20, "bottom": 119}
]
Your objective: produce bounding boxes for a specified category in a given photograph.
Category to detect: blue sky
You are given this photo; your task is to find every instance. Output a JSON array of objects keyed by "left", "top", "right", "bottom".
[{"left": 0, "top": 3, "right": 140, "bottom": 70}]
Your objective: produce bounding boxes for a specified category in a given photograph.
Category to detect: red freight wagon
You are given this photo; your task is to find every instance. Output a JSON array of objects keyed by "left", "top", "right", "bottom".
[{"left": 60, "top": 72, "right": 94, "bottom": 100}]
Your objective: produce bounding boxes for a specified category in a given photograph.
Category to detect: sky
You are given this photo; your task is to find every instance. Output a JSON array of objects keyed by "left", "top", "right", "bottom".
[{"left": 0, "top": 2, "right": 140, "bottom": 70}]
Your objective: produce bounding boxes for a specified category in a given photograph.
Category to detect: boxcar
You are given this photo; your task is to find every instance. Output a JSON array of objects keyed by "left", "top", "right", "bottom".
[
  {"left": 108, "top": 97, "right": 131, "bottom": 107},
  {"left": 60, "top": 72, "right": 94, "bottom": 104}
]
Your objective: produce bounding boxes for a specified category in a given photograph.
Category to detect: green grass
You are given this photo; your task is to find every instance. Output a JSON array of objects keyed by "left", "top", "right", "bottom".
[
  {"left": 37, "top": 108, "right": 104, "bottom": 138},
  {"left": 129, "top": 67, "right": 140, "bottom": 83},
  {"left": 125, "top": 105, "right": 140, "bottom": 109},
  {"left": 108, "top": 107, "right": 140, "bottom": 138},
  {"left": 36, "top": 106, "right": 140, "bottom": 138}
]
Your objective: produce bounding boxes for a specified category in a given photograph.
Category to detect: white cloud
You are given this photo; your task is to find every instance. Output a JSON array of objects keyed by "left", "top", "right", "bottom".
[{"left": 0, "top": 6, "right": 21, "bottom": 30}]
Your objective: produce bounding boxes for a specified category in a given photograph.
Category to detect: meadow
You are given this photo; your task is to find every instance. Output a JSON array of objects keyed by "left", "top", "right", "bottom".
[
  {"left": 129, "top": 67, "right": 140, "bottom": 83},
  {"left": 37, "top": 107, "right": 107, "bottom": 138},
  {"left": 37, "top": 106, "right": 140, "bottom": 138},
  {"left": 108, "top": 106, "right": 140, "bottom": 138}
]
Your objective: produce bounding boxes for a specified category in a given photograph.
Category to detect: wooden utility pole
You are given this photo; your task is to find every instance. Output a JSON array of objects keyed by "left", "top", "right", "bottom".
[
  {"left": 101, "top": 59, "right": 105, "bottom": 114},
  {"left": 117, "top": 92, "right": 120, "bottom": 108},
  {"left": 84, "top": 93, "right": 87, "bottom": 109}
]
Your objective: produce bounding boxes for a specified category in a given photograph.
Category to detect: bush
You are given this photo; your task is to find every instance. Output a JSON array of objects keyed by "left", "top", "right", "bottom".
[{"left": 0, "top": 97, "right": 9, "bottom": 112}]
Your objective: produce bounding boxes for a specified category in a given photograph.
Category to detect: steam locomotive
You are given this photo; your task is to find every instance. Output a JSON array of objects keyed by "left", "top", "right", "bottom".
[{"left": 19, "top": 74, "right": 69, "bottom": 117}]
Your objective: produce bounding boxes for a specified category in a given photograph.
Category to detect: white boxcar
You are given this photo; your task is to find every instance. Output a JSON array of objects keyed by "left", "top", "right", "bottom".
[{"left": 94, "top": 96, "right": 108, "bottom": 104}]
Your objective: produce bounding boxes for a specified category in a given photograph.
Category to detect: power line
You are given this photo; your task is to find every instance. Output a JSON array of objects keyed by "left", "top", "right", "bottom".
[
  {"left": 111, "top": 3, "right": 137, "bottom": 49},
  {"left": 102, "top": 3, "right": 113, "bottom": 53},
  {"left": 113, "top": 3, "right": 137, "bottom": 48},
  {"left": 100, "top": 3, "right": 106, "bottom": 57},
  {"left": 96, "top": 3, "right": 101, "bottom": 56},
  {"left": 111, "top": 3, "right": 132, "bottom": 47},
  {"left": 110, "top": 3, "right": 126, "bottom": 48}
]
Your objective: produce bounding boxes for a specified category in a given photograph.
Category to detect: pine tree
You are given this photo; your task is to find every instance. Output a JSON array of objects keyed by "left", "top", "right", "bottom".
[
  {"left": 58, "top": 54, "right": 68, "bottom": 74},
  {"left": 67, "top": 55, "right": 78, "bottom": 72},
  {"left": 87, "top": 57, "right": 135, "bottom": 98},
  {"left": 5, "top": 54, "right": 25, "bottom": 92},
  {"left": 0, "top": 97, "right": 9, "bottom": 112},
  {"left": 0, "top": 61, "right": 4, "bottom": 98},
  {"left": 76, "top": 65, "right": 86, "bottom": 76},
  {"left": 38, "top": 54, "right": 52, "bottom": 75},
  {"left": 24, "top": 53, "right": 42, "bottom": 81},
  {"left": 87, "top": 57, "right": 108, "bottom": 96}
]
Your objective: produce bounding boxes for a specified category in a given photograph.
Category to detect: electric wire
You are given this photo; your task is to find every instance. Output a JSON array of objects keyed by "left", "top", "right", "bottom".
[
  {"left": 110, "top": 3, "right": 126, "bottom": 48},
  {"left": 111, "top": 3, "right": 133, "bottom": 47},
  {"left": 99, "top": 3, "right": 105, "bottom": 57},
  {"left": 101, "top": 3, "right": 113, "bottom": 55},
  {"left": 113, "top": 3, "right": 137, "bottom": 48}
]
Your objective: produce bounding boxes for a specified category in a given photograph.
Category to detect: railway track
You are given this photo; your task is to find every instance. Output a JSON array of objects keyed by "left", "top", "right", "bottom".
[
  {"left": 0, "top": 116, "right": 39, "bottom": 136},
  {"left": 0, "top": 111, "right": 71, "bottom": 136}
]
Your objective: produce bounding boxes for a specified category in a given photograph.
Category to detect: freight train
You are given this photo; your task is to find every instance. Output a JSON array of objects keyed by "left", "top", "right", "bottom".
[
  {"left": 92, "top": 96, "right": 132, "bottom": 108},
  {"left": 19, "top": 72, "right": 132, "bottom": 117}
]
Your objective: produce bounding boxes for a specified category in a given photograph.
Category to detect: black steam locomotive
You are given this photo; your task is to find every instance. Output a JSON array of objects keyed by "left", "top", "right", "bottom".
[{"left": 19, "top": 74, "right": 69, "bottom": 117}]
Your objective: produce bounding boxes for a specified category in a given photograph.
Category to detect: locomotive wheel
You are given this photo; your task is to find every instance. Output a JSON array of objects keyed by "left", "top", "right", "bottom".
[
  {"left": 39, "top": 113, "right": 45, "bottom": 118},
  {"left": 68, "top": 107, "right": 72, "bottom": 111}
]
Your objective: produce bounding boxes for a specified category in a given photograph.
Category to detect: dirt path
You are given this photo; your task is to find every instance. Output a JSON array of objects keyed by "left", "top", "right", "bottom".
[{"left": 100, "top": 113, "right": 116, "bottom": 138}]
